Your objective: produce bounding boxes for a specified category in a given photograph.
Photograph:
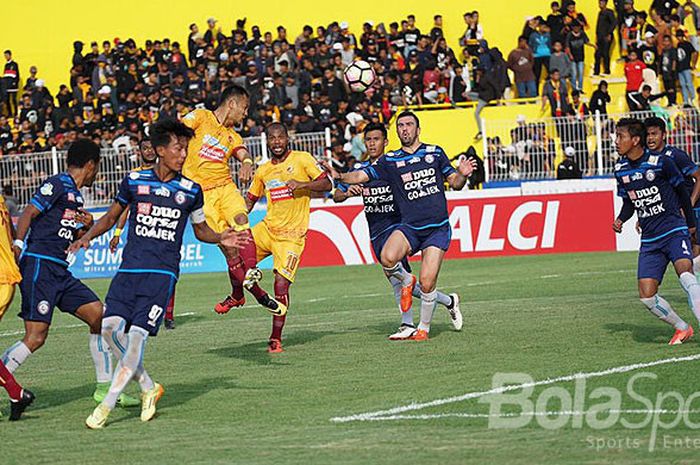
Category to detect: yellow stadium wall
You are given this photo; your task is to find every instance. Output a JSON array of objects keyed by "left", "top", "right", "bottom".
[{"left": 0, "top": 0, "right": 644, "bottom": 93}]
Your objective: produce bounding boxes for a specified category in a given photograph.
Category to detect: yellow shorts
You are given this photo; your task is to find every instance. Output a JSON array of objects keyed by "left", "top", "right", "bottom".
[
  {"left": 252, "top": 222, "right": 305, "bottom": 283},
  {"left": 203, "top": 183, "right": 249, "bottom": 233},
  {"left": 0, "top": 283, "right": 16, "bottom": 320}
]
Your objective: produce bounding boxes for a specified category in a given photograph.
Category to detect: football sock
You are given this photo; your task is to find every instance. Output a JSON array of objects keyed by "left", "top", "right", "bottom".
[
  {"left": 412, "top": 285, "right": 452, "bottom": 308},
  {"left": 101, "top": 316, "right": 153, "bottom": 392},
  {"left": 1, "top": 341, "right": 31, "bottom": 373},
  {"left": 679, "top": 272, "right": 700, "bottom": 323},
  {"left": 271, "top": 277, "right": 289, "bottom": 340},
  {"left": 103, "top": 326, "right": 149, "bottom": 410},
  {"left": 640, "top": 295, "right": 689, "bottom": 330},
  {"left": 89, "top": 334, "right": 114, "bottom": 383},
  {"left": 418, "top": 289, "right": 438, "bottom": 332},
  {"left": 165, "top": 292, "right": 175, "bottom": 321},
  {"left": 390, "top": 276, "right": 414, "bottom": 325},
  {"left": 239, "top": 230, "right": 269, "bottom": 300},
  {"left": 227, "top": 257, "right": 245, "bottom": 300},
  {"left": 0, "top": 360, "right": 22, "bottom": 400},
  {"left": 383, "top": 263, "right": 413, "bottom": 287},
  {"left": 694, "top": 256, "right": 700, "bottom": 274}
]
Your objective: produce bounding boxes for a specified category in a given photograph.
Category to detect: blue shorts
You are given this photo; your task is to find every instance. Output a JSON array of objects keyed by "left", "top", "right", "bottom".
[
  {"left": 397, "top": 223, "right": 452, "bottom": 255},
  {"left": 371, "top": 226, "right": 411, "bottom": 273},
  {"left": 18, "top": 255, "right": 99, "bottom": 324},
  {"left": 104, "top": 271, "right": 176, "bottom": 336},
  {"left": 638, "top": 231, "right": 693, "bottom": 284}
]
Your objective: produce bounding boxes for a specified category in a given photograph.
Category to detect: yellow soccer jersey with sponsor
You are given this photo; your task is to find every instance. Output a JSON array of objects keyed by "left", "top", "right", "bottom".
[
  {"left": 182, "top": 109, "right": 245, "bottom": 191},
  {"left": 248, "top": 151, "right": 324, "bottom": 239},
  {"left": 0, "top": 195, "right": 21, "bottom": 285}
]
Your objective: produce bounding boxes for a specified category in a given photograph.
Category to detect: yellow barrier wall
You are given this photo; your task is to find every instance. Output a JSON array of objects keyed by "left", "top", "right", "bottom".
[{"left": 0, "top": 0, "right": 634, "bottom": 92}]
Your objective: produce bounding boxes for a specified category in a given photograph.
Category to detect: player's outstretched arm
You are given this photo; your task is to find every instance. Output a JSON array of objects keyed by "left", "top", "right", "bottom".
[
  {"left": 12, "top": 204, "right": 41, "bottom": 261},
  {"left": 192, "top": 222, "right": 249, "bottom": 248},
  {"left": 613, "top": 197, "right": 635, "bottom": 233},
  {"left": 287, "top": 173, "right": 332, "bottom": 193},
  {"left": 67, "top": 202, "right": 125, "bottom": 253},
  {"left": 234, "top": 147, "right": 255, "bottom": 184},
  {"left": 446, "top": 157, "right": 478, "bottom": 190},
  {"left": 333, "top": 185, "right": 363, "bottom": 203},
  {"left": 321, "top": 160, "right": 370, "bottom": 186},
  {"left": 109, "top": 208, "right": 130, "bottom": 253}
]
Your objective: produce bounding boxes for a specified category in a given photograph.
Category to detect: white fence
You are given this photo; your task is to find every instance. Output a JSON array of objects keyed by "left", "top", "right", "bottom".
[
  {"left": 2, "top": 130, "right": 331, "bottom": 209},
  {"left": 482, "top": 107, "right": 700, "bottom": 182}
]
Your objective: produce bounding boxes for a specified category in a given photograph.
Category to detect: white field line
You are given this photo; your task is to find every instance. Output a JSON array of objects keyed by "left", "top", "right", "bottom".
[
  {"left": 329, "top": 353, "right": 700, "bottom": 423},
  {"left": 355, "top": 409, "right": 700, "bottom": 421}
]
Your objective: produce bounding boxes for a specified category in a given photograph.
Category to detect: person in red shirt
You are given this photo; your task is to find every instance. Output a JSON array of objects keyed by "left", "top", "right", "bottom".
[{"left": 624, "top": 50, "right": 646, "bottom": 97}]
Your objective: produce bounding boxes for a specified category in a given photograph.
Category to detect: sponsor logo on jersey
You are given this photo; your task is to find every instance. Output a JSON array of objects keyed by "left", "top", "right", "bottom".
[
  {"left": 37, "top": 300, "right": 50, "bottom": 315},
  {"left": 40, "top": 183, "right": 53, "bottom": 196},
  {"left": 137, "top": 202, "right": 152, "bottom": 215},
  {"left": 76, "top": 196, "right": 83, "bottom": 204},
  {"left": 67, "top": 193, "right": 75, "bottom": 202},
  {"left": 138, "top": 185, "right": 150, "bottom": 195},
  {"left": 648, "top": 155, "right": 659, "bottom": 165},
  {"left": 622, "top": 175, "right": 630, "bottom": 183},
  {"left": 155, "top": 186, "right": 171, "bottom": 198},
  {"left": 62, "top": 209, "right": 76, "bottom": 220},
  {"left": 180, "top": 179, "right": 194, "bottom": 190},
  {"left": 645, "top": 169, "right": 656, "bottom": 181},
  {"left": 401, "top": 173, "right": 413, "bottom": 182},
  {"left": 426, "top": 145, "right": 437, "bottom": 153},
  {"left": 199, "top": 134, "right": 229, "bottom": 162},
  {"left": 396, "top": 160, "right": 406, "bottom": 167},
  {"left": 408, "top": 157, "right": 420, "bottom": 164},
  {"left": 631, "top": 172, "right": 643, "bottom": 181},
  {"left": 269, "top": 185, "right": 294, "bottom": 202},
  {"left": 129, "top": 172, "right": 141, "bottom": 180},
  {"left": 175, "top": 191, "right": 186, "bottom": 205}
]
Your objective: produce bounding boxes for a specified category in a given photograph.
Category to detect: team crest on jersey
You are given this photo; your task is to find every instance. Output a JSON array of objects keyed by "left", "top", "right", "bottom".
[
  {"left": 425, "top": 154, "right": 434, "bottom": 164},
  {"left": 396, "top": 160, "right": 406, "bottom": 167},
  {"left": 287, "top": 165, "right": 294, "bottom": 173},
  {"left": 645, "top": 170, "right": 656, "bottom": 181},
  {"left": 129, "top": 172, "right": 141, "bottom": 180},
  {"left": 67, "top": 193, "right": 75, "bottom": 202},
  {"left": 155, "top": 186, "right": 171, "bottom": 198},
  {"left": 40, "top": 183, "right": 53, "bottom": 196},
  {"left": 137, "top": 202, "right": 152, "bottom": 215},
  {"left": 37, "top": 300, "right": 49, "bottom": 315},
  {"left": 175, "top": 191, "right": 186, "bottom": 205},
  {"left": 138, "top": 185, "right": 150, "bottom": 195}
]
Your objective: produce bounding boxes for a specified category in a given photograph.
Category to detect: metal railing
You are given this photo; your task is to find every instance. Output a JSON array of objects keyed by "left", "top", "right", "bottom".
[
  {"left": 481, "top": 107, "right": 700, "bottom": 182},
  {"left": 2, "top": 129, "right": 331, "bottom": 209}
]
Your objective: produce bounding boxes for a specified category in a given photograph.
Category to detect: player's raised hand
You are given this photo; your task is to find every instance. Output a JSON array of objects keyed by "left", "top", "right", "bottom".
[
  {"left": 75, "top": 209, "right": 94, "bottom": 228},
  {"left": 612, "top": 218, "right": 624, "bottom": 234},
  {"left": 457, "top": 157, "right": 478, "bottom": 177},
  {"left": 220, "top": 228, "right": 251, "bottom": 249},
  {"left": 67, "top": 237, "right": 91, "bottom": 254},
  {"left": 347, "top": 185, "right": 363, "bottom": 197},
  {"left": 320, "top": 160, "right": 340, "bottom": 180},
  {"left": 239, "top": 162, "right": 254, "bottom": 184},
  {"left": 109, "top": 235, "right": 120, "bottom": 253}
]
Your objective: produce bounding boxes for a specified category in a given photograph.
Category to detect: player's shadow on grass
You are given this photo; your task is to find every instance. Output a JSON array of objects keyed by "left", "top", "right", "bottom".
[
  {"left": 24, "top": 383, "right": 99, "bottom": 413},
  {"left": 604, "top": 323, "right": 670, "bottom": 344},
  {"left": 167, "top": 313, "right": 206, "bottom": 328},
  {"left": 207, "top": 329, "right": 339, "bottom": 365}
]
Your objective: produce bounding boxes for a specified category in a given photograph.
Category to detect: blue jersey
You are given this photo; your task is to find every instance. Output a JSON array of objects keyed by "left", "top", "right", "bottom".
[
  {"left": 26, "top": 173, "right": 86, "bottom": 265},
  {"left": 362, "top": 144, "right": 456, "bottom": 230},
  {"left": 615, "top": 149, "right": 688, "bottom": 243},
  {"left": 338, "top": 160, "right": 401, "bottom": 240},
  {"left": 654, "top": 145, "right": 698, "bottom": 201},
  {"left": 115, "top": 169, "right": 205, "bottom": 277}
]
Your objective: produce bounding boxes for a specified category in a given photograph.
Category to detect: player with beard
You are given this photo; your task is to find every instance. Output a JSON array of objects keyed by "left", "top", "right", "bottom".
[
  {"left": 325, "top": 111, "right": 476, "bottom": 341},
  {"left": 332, "top": 122, "right": 462, "bottom": 340},
  {"left": 246, "top": 123, "right": 332, "bottom": 353}
]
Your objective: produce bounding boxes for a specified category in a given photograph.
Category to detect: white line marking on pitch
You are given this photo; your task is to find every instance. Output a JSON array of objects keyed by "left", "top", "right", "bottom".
[
  {"left": 355, "top": 409, "right": 700, "bottom": 421},
  {"left": 330, "top": 353, "right": 700, "bottom": 423}
]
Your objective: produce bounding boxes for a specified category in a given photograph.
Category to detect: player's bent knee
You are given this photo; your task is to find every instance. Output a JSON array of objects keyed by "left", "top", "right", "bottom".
[
  {"left": 23, "top": 332, "right": 47, "bottom": 351},
  {"left": 233, "top": 213, "right": 250, "bottom": 231},
  {"left": 420, "top": 280, "right": 437, "bottom": 293}
]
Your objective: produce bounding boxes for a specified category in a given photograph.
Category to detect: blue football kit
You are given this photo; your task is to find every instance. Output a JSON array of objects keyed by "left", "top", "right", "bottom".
[
  {"left": 615, "top": 149, "right": 694, "bottom": 283},
  {"left": 362, "top": 144, "right": 456, "bottom": 253},
  {"left": 104, "top": 169, "right": 205, "bottom": 335}
]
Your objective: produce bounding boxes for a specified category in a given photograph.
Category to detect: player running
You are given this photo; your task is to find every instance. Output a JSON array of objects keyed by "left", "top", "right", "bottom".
[
  {"left": 2, "top": 139, "right": 138, "bottom": 408},
  {"left": 0, "top": 193, "right": 34, "bottom": 420},
  {"left": 644, "top": 117, "right": 700, "bottom": 270},
  {"left": 326, "top": 111, "right": 476, "bottom": 341},
  {"left": 332, "top": 122, "right": 462, "bottom": 340},
  {"left": 70, "top": 119, "right": 247, "bottom": 429},
  {"left": 109, "top": 140, "right": 177, "bottom": 330},
  {"left": 246, "top": 123, "right": 332, "bottom": 353},
  {"left": 182, "top": 85, "right": 285, "bottom": 317},
  {"left": 613, "top": 117, "right": 700, "bottom": 345}
]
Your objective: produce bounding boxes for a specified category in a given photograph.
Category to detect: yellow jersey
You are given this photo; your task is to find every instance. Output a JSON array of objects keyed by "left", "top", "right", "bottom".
[
  {"left": 249, "top": 151, "right": 325, "bottom": 240},
  {"left": 182, "top": 109, "right": 245, "bottom": 191},
  {"left": 0, "top": 195, "right": 21, "bottom": 285}
]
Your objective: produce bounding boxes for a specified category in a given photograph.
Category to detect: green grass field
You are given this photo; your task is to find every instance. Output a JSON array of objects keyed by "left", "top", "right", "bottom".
[{"left": 3, "top": 251, "right": 700, "bottom": 464}]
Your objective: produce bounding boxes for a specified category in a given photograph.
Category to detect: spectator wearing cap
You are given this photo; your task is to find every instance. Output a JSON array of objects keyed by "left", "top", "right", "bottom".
[
  {"left": 594, "top": 0, "right": 617, "bottom": 76},
  {"left": 589, "top": 80, "right": 611, "bottom": 114},
  {"left": 638, "top": 31, "right": 660, "bottom": 72},
  {"left": 557, "top": 146, "right": 583, "bottom": 179},
  {"left": 676, "top": 29, "right": 697, "bottom": 105},
  {"left": 204, "top": 18, "right": 225, "bottom": 46},
  {"left": 508, "top": 36, "right": 537, "bottom": 98}
]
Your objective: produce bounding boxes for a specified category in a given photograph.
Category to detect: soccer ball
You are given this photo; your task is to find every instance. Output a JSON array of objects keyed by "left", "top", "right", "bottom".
[{"left": 343, "top": 60, "right": 376, "bottom": 93}]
